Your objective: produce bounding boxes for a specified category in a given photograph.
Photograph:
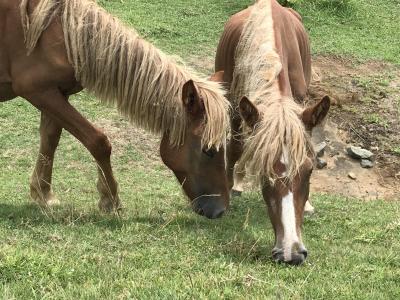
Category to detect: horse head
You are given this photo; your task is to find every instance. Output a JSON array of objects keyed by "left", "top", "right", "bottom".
[
  {"left": 160, "top": 72, "right": 229, "bottom": 219},
  {"left": 239, "top": 95, "right": 330, "bottom": 264}
]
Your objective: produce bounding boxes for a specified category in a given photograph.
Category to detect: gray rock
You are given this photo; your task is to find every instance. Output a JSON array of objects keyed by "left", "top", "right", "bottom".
[
  {"left": 314, "top": 142, "right": 327, "bottom": 158},
  {"left": 360, "top": 159, "right": 373, "bottom": 168},
  {"left": 348, "top": 172, "right": 357, "bottom": 180},
  {"left": 316, "top": 158, "right": 327, "bottom": 169},
  {"left": 346, "top": 146, "right": 374, "bottom": 160}
]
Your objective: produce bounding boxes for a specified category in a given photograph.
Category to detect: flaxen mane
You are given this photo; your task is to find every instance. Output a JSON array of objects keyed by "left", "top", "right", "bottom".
[
  {"left": 231, "top": 0, "right": 312, "bottom": 181},
  {"left": 20, "top": 0, "right": 229, "bottom": 149}
]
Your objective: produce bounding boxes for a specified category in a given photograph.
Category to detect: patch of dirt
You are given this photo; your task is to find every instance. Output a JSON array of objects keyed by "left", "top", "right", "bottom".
[
  {"left": 310, "top": 120, "right": 398, "bottom": 200},
  {"left": 308, "top": 55, "right": 400, "bottom": 200}
]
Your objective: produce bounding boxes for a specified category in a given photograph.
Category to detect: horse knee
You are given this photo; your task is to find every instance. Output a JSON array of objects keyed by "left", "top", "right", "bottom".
[{"left": 89, "top": 132, "right": 112, "bottom": 161}]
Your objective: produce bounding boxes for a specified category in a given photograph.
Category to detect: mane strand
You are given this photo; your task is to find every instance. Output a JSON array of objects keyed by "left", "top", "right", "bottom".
[
  {"left": 20, "top": 0, "right": 229, "bottom": 149},
  {"left": 232, "top": 0, "right": 312, "bottom": 181}
]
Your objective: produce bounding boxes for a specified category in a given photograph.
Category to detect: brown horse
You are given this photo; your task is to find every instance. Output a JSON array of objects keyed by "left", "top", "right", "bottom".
[
  {"left": 215, "top": 0, "right": 330, "bottom": 264},
  {"left": 0, "top": 0, "right": 230, "bottom": 219}
]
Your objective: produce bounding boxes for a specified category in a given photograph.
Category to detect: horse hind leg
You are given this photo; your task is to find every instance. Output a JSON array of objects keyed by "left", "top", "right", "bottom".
[
  {"left": 30, "top": 112, "right": 62, "bottom": 206},
  {"left": 25, "top": 89, "right": 120, "bottom": 212},
  {"left": 0, "top": 83, "right": 17, "bottom": 102}
]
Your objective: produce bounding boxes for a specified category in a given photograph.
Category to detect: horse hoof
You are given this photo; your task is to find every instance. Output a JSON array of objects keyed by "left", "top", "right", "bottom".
[
  {"left": 30, "top": 189, "right": 60, "bottom": 207},
  {"left": 304, "top": 201, "right": 315, "bottom": 215},
  {"left": 46, "top": 197, "right": 60, "bottom": 206},
  {"left": 98, "top": 198, "right": 121, "bottom": 213},
  {"left": 231, "top": 189, "right": 242, "bottom": 198}
]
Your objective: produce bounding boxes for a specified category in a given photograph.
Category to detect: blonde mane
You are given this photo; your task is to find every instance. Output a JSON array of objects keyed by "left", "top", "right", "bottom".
[
  {"left": 231, "top": 0, "right": 312, "bottom": 181},
  {"left": 20, "top": 0, "right": 229, "bottom": 149}
]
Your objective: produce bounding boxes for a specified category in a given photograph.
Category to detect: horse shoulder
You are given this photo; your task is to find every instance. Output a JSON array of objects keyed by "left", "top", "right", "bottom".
[{"left": 11, "top": 15, "right": 77, "bottom": 96}]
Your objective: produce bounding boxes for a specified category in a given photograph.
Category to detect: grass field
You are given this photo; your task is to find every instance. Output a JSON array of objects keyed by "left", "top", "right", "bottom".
[{"left": 1, "top": 0, "right": 400, "bottom": 298}]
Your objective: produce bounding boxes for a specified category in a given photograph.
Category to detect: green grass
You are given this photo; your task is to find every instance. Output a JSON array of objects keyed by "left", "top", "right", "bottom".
[
  {"left": 1, "top": 0, "right": 400, "bottom": 298},
  {"left": 294, "top": 0, "right": 400, "bottom": 64},
  {"left": 392, "top": 147, "right": 400, "bottom": 156},
  {"left": 97, "top": 0, "right": 400, "bottom": 64},
  {"left": 364, "top": 113, "right": 389, "bottom": 129}
]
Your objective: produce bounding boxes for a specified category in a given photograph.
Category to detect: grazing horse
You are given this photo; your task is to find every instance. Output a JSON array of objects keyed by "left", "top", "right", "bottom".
[
  {"left": 215, "top": 0, "right": 330, "bottom": 264},
  {"left": 0, "top": 0, "right": 230, "bottom": 219}
]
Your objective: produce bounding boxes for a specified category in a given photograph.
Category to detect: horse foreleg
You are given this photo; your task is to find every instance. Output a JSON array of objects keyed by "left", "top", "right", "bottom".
[
  {"left": 227, "top": 114, "right": 244, "bottom": 196},
  {"left": 232, "top": 163, "right": 246, "bottom": 196},
  {"left": 25, "top": 89, "right": 120, "bottom": 212},
  {"left": 30, "top": 112, "right": 62, "bottom": 206}
]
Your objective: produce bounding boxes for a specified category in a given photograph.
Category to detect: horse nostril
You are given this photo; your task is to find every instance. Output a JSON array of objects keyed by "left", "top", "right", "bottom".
[
  {"left": 196, "top": 208, "right": 204, "bottom": 216},
  {"left": 300, "top": 249, "right": 308, "bottom": 259},
  {"left": 212, "top": 207, "right": 225, "bottom": 219}
]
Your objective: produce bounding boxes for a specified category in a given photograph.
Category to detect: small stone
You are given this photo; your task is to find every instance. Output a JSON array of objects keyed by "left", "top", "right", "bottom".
[
  {"left": 348, "top": 172, "right": 357, "bottom": 180},
  {"left": 314, "top": 142, "right": 327, "bottom": 158},
  {"left": 346, "top": 146, "right": 374, "bottom": 160},
  {"left": 379, "top": 91, "right": 387, "bottom": 98},
  {"left": 316, "top": 158, "right": 327, "bottom": 169},
  {"left": 360, "top": 159, "right": 373, "bottom": 168},
  {"left": 330, "top": 151, "right": 340, "bottom": 157}
]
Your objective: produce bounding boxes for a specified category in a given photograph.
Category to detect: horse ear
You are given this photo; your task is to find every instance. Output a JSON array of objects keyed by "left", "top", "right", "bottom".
[
  {"left": 209, "top": 70, "right": 225, "bottom": 82},
  {"left": 182, "top": 80, "right": 204, "bottom": 120},
  {"left": 239, "top": 96, "right": 260, "bottom": 128},
  {"left": 302, "top": 95, "right": 331, "bottom": 130}
]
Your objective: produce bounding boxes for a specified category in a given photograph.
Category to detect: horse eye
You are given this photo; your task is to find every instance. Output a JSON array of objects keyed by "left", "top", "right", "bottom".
[{"left": 202, "top": 148, "right": 216, "bottom": 158}]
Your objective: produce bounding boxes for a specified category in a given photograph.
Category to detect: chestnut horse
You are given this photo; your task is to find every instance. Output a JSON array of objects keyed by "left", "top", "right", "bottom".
[
  {"left": 0, "top": 0, "right": 230, "bottom": 219},
  {"left": 215, "top": 0, "right": 330, "bottom": 264}
]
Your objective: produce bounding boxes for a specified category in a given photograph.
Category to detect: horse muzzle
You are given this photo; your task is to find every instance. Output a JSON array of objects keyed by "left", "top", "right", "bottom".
[
  {"left": 272, "top": 246, "right": 308, "bottom": 266},
  {"left": 192, "top": 195, "right": 226, "bottom": 219}
]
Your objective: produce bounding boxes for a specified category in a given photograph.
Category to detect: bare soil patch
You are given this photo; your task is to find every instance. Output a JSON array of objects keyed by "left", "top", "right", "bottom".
[{"left": 308, "top": 55, "right": 399, "bottom": 200}]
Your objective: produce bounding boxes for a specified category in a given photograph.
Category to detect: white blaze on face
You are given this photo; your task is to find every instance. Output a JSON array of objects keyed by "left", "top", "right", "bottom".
[
  {"left": 280, "top": 147, "right": 299, "bottom": 261},
  {"left": 280, "top": 150, "right": 289, "bottom": 177},
  {"left": 281, "top": 191, "right": 299, "bottom": 261}
]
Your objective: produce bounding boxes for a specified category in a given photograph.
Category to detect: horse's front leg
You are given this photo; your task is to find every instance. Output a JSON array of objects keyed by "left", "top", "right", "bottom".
[
  {"left": 30, "top": 112, "right": 62, "bottom": 206},
  {"left": 227, "top": 114, "right": 244, "bottom": 196},
  {"left": 25, "top": 89, "right": 120, "bottom": 212}
]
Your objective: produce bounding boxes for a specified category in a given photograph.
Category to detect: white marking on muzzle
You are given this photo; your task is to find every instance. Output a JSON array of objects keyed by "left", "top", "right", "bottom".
[{"left": 281, "top": 191, "right": 299, "bottom": 261}]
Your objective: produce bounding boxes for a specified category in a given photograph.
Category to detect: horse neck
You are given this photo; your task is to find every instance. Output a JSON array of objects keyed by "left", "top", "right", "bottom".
[{"left": 59, "top": 0, "right": 192, "bottom": 145}]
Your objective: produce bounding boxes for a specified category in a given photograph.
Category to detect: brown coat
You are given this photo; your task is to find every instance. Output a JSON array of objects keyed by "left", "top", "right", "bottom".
[{"left": 215, "top": 0, "right": 311, "bottom": 101}]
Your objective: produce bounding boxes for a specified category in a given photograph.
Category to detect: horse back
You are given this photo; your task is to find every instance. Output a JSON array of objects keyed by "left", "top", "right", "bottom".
[
  {"left": 216, "top": 0, "right": 311, "bottom": 102},
  {"left": 272, "top": 0, "right": 311, "bottom": 100},
  {"left": 215, "top": 7, "right": 251, "bottom": 91}
]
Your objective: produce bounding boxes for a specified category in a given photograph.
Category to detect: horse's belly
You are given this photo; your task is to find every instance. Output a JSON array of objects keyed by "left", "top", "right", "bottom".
[{"left": 0, "top": 83, "right": 16, "bottom": 101}]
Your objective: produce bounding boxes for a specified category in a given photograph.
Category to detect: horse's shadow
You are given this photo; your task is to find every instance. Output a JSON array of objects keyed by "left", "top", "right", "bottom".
[{"left": 0, "top": 198, "right": 275, "bottom": 264}]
